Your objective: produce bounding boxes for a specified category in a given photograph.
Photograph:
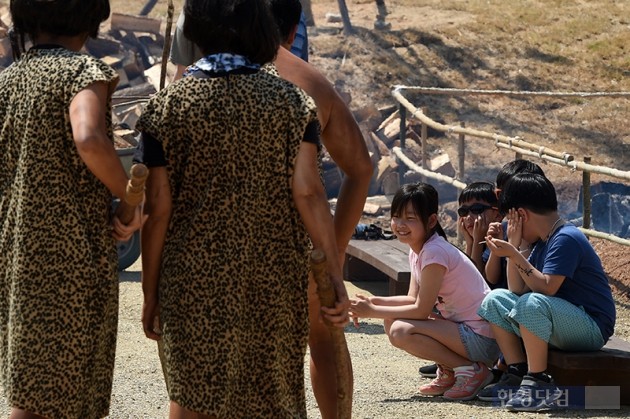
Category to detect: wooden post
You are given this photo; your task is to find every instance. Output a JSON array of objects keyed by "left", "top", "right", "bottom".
[
  {"left": 583, "top": 156, "right": 592, "bottom": 230},
  {"left": 337, "top": 0, "right": 356, "bottom": 35},
  {"left": 300, "top": 0, "right": 315, "bottom": 26},
  {"left": 398, "top": 103, "right": 407, "bottom": 185},
  {"left": 421, "top": 107, "right": 428, "bottom": 183},
  {"left": 457, "top": 122, "right": 465, "bottom": 246},
  {"left": 458, "top": 122, "right": 465, "bottom": 182}
]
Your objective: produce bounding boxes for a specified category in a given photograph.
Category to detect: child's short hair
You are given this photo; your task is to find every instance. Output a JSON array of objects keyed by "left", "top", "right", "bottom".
[
  {"left": 458, "top": 181, "right": 497, "bottom": 206},
  {"left": 500, "top": 173, "right": 558, "bottom": 214},
  {"left": 496, "top": 159, "right": 545, "bottom": 190},
  {"left": 183, "top": 0, "right": 280, "bottom": 65},
  {"left": 271, "top": 0, "right": 302, "bottom": 43},
  {"left": 11, "top": 0, "right": 110, "bottom": 40}
]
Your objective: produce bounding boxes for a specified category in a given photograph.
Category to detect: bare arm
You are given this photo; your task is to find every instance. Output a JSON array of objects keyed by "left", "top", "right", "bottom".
[
  {"left": 351, "top": 264, "right": 444, "bottom": 320},
  {"left": 321, "top": 96, "right": 373, "bottom": 264},
  {"left": 70, "top": 81, "right": 128, "bottom": 200},
  {"left": 70, "top": 81, "right": 145, "bottom": 239},
  {"left": 274, "top": 48, "right": 373, "bottom": 265},
  {"left": 140, "top": 167, "right": 172, "bottom": 340},
  {"left": 484, "top": 251, "right": 503, "bottom": 285},
  {"left": 292, "top": 141, "right": 349, "bottom": 326},
  {"left": 486, "top": 237, "right": 565, "bottom": 295}
]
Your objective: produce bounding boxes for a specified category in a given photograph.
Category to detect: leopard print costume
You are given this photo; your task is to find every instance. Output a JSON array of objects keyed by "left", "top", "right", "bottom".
[
  {"left": 0, "top": 47, "right": 119, "bottom": 418},
  {"left": 136, "top": 68, "right": 318, "bottom": 418}
]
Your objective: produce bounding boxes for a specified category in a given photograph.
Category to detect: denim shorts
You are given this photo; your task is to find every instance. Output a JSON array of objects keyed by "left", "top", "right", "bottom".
[{"left": 458, "top": 322, "right": 501, "bottom": 367}]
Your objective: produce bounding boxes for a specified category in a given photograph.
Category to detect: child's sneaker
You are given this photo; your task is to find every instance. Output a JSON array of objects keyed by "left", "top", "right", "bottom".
[
  {"left": 505, "top": 374, "right": 563, "bottom": 411},
  {"left": 418, "top": 363, "right": 438, "bottom": 378},
  {"left": 443, "top": 362, "right": 494, "bottom": 401},
  {"left": 418, "top": 365, "right": 455, "bottom": 396},
  {"left": 477, "top": 371, "right": 523, "bottom": 402}
]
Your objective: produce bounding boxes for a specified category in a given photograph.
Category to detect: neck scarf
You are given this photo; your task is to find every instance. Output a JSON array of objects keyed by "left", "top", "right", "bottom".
[{"left": 183, "top": 53, "right": 260, "bottom": 78}]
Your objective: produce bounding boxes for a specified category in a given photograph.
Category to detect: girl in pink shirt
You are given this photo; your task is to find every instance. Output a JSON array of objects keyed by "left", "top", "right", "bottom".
[{"left": 350, "top": 182, "right": 500, "bottom": 401}]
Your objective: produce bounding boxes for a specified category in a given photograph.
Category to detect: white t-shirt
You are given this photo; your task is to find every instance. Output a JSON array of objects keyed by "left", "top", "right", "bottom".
[{"left": 410, "top": 233, "right": 493, "bottom": 338}]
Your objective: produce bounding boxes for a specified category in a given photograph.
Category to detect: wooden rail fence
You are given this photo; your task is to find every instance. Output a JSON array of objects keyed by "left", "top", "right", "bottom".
[{"left": 391, "top": 86, "right": 630, "bottom": 247}]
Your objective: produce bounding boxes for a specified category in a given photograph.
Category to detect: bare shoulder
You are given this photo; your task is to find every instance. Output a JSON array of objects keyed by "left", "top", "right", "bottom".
[{"left": 274, "top": 48, "right": 337, "bottom": 110}]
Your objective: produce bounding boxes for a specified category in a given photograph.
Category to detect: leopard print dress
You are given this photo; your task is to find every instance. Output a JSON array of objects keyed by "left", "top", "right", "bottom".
[
  {"left": 0, "top": 47, "right": 119, "bottom": 418},
  {"left": 136, "top": 69, "right": 317, "bottom": 417}
]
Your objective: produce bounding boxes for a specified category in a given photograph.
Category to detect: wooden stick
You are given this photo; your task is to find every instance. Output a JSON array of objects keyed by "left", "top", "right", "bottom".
[
  {"left": 310, "top": 249, "right": 352, "bottom": 419},
  {"left": 116, "top": 163, "right": 149, "bottom": 225}
]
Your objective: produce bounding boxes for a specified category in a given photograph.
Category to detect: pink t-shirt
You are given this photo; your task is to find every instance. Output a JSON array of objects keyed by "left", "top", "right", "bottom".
[{"left": 409, "top": 233, "right": 493, "bottom": 338}]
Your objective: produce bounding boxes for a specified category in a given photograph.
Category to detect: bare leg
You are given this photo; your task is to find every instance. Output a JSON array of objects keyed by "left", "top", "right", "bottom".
[
  {"left": 169, "top": 401, "right": 216, "bottom": 419},
  {"left": 489, "top": 323, "right": 526, "bottom": 365},
  {"left": 520, "top": 326, "right": 548, "bottom": 373},
  {"left": 10, "top": 408, "right": 47, "bottom": 419},
  {"left": 387, "top": 318, "right": 473, "bottom": 368}
]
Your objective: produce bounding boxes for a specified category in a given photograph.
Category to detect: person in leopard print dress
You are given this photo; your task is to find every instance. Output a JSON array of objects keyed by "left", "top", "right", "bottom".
[
  {"left": 135, "top": 0, "right": 350, "bottom": 417},
  {"left": 0, "top": 1, "right": 144, "bottom": 418}
]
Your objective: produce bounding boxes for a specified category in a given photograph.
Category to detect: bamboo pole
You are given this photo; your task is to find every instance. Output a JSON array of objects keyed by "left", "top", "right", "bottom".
[
  {"left": 159, "top": 0, "right": 174, "bottom": 90},
  {"left": 392, "top": 147, "right": 467, "bottom": 190},
  {"left": 310, "top": 249, "right": 352, "bottom": 419},
  {"left": 391, "top": 89, "right": 574, "bottom": 162},
  {"left": 578, "top": 228, "right": 630, "bottom": 247},
  {"left": 421, "top": 107, "right": 428, "bottom": 183},
  {"left": 398, "top": 103, "right": 407, "bottom": 185},
  {"left": 582, "top": 156, "right": 592, "bottom": 230}
]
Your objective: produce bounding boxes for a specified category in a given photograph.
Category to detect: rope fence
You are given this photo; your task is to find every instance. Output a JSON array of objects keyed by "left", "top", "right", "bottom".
[{"left": 391, "top": 86, "right": 630, "bottom": 247}]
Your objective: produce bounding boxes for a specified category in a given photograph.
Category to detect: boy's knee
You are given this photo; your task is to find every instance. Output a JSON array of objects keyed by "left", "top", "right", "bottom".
[
  {"left": 513, "top": 292, "right": 550, "bottom": 317},
  {"left": 479, "top": 288, "right": 514, "bottom": 314}
]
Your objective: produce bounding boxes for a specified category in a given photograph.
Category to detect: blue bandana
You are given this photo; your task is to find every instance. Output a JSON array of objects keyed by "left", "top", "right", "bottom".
[{"left": 183, "top": 53, "right": 260, "bottom": 78}]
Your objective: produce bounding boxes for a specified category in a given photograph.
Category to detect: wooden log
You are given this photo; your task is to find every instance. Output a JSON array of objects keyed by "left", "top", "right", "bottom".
[
  {"left": 85, "top": 36, "right": 122, "bottom": 57},
  {"left": 110, "top": 12, "right": 162, "bottom": 35},
  {"left": 310, "top": 249, "right": 352, "bottom": 419}
]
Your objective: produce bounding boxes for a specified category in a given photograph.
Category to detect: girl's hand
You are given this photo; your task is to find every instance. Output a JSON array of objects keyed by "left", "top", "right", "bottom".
[
  {"left": 349, "top": 293, "right": 373, "bottom": 326},
  {"left": 112, "top": 205, "right": 148, "bottom": 241},
  {"left": 142, "top": 296, "right": 161, "bottom": 341},
  {"left": 505, "top": 208, "right": 523, "bottom": 247},
  {"left": 487, "top": 221, "right": 503, "bottom": 240}
]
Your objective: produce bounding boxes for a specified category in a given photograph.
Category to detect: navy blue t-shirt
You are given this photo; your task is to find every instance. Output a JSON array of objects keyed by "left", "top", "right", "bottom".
[{"left": 529, "top": 223, "right": 616, "bottom": 341}]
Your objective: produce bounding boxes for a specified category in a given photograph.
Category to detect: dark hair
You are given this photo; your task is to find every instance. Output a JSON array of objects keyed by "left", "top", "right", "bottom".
[
  {"left": 499, "top": 173, "right": 557, "bottom": 215},
  {"left": 270, "top": 0, "right": 302, "bottom": 42},
  {"left": 458, "top": 181, "right": 497, "bottom": 206},
  {"left": 391, "top": 182, "right": 447, "bottom": 239},
  {"left": 10, "top": 0, "right": 110, "bottom": 57},
  {"left": 496, "top": 159, "right": 545, "bottom": 190},
  {"left": 183, "top": 0, "right": 280, "bottom": 64}
]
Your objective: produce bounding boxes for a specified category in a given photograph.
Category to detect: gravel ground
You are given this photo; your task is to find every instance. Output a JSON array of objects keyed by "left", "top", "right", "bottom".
[{"left": 1, "top": 257, "right": 629, "bottom": 418}]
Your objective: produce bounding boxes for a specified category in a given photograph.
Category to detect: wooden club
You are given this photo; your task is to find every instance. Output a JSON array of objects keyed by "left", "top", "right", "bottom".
[
  {"left": 115, "top": 163, "right": 149, "bottom": 225},
  {"left": 310, "top": 249, "right": 352, "bottom": 419}
]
